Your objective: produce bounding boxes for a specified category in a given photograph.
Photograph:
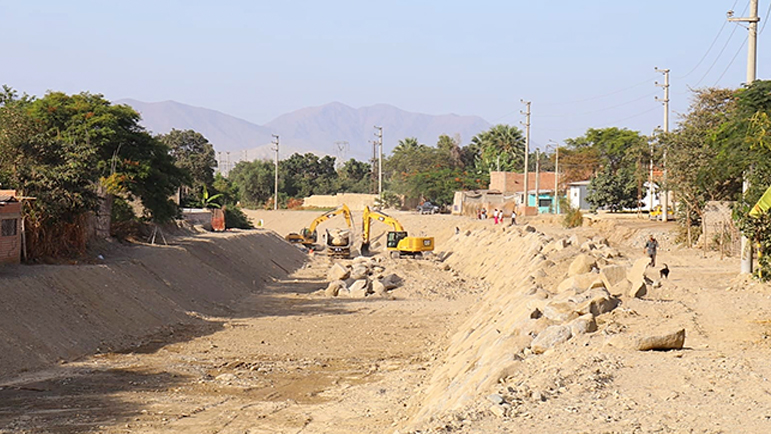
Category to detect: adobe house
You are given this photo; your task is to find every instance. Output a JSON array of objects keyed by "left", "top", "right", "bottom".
[{"left": 0, "top": 190, "right": 22, "bottom": 264}]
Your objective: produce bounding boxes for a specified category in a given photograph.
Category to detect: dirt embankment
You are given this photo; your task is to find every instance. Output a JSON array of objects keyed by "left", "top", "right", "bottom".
[{"left": 0, "top": 230, "right": 305, "bottom": 380}]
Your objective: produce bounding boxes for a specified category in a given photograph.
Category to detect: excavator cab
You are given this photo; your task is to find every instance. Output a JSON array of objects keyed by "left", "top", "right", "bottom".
[{"left": 386, "top": 231, "right": 409, "bottom": 249}]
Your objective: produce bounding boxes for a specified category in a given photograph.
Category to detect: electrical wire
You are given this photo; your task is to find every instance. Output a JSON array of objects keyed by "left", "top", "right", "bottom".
[
  {"left": 599, "top": 106, "right": 661, "bottom": 127},
  {"left": 760, "top": 0, "right": 771, "bottom": 34},
  {"left": 537, "top": 76, "right": 657, "bottom": 107},
  {"left": 713, "top": 35, "right": 748, "bottom": 86},
  {"left": 489, "top": 76, "right": 659, "bottom": 123},
  {"left": 691, "top": 0, "right": 749, "bottom": 88},
  {"left": 534, "top": 92, "right": 658, "bottom": 119},
  {"left": 710, "top": 0, "right": 769, "bottom": 87},
  {"left": 675, "top": 0, "right": 739, "bottom": 79}
]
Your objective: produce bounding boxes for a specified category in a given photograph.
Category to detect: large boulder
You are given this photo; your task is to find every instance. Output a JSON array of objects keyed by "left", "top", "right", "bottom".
[
  {"left": 371, "top": 279, "right": 388, "bottom": 296},
  {"left": 531, "top": 325, "right": 572, "bottom": 354},
  {"left": 600, "top": 265, "right": 627, "bottom": 290},
  {"left": 568, "top": 313, "right": 598, "bottom": 335},
  {"left": 328, "top": 228, "right": 351, "bottom": 246},
  {"left": 542, "top": 302, "right": 579, "bottom": 323},
  {"left": 327, "top": 263, "right": 350, "bottom": 281},
  {"left": 325, "top": 280, "right": 347, "bottom": 297},
  {"left": 628, "top": 279, "right": 647, "bottom": 298},
  {"left": 570, "top": 287, "right": 618, "bottom": 316},
  {"left": 568, "top": 254, "right": 597, "bottom": 276},
  {"left": 628, "top": 257, "right": 651, "bottom": 285},
  {"left": 381, "top": 273, "right": 402, "bottom": 290},
  {"left": 349, "top": 279, "right": 370, "bottom": 298},
  {"left": 636, "top": 329, "right": 686, "bottom": 351},
  {"left": 350, "top": 266, "right": 369, "bottom": 280},
  {"left": 556, "top": 273, "right": 604, "bottom": 293}
]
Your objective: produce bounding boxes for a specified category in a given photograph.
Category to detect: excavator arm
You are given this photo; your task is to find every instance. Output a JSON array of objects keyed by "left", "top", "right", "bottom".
[{"left": 308, "top": 204, "right": 353, "bottom": 235}]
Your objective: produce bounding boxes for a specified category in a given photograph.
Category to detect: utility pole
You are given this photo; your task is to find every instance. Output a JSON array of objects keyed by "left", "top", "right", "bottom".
[
  {"left": 548, "top": 140, "right": 560, "bottom": 214},
  {"left": 369, "top": 140, "right": 378, "bottom": 194},
  {"left": 655, "top": 67, "right": 670, "bottom": 222},
  {"left": 374, "top": 126, "right": 383, "bottom": 197},
  {"left": 520, "top": 100, "right": 531, "bottom": 210},
  {"left": 728, "top": 0, "right": 760, "bottom": 274},
  {"left": 271, "top": 134, "right": 279, "bottom": 211},
  {"left": 649, "top": 138, "right": 654, "bottom": 214},
  {"left": 535, "top": 149, "right": 540, "bottom": 213}
]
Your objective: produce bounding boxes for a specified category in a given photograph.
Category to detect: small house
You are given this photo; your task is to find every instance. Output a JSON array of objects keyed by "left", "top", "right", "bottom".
[
  {"left": 0, "top": 190, "right": 22, "bottom": 264},
  {"left": 568, "top": 181, "right": 591, "bottom": 211}
]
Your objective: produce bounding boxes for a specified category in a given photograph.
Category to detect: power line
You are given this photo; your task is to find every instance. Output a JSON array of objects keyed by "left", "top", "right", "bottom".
[
  {"left": 534, "top": 91, "right": 658, "bottom": 119},
  {"left": 488, "top": 76, "right": 658, "bottom": 123},
  {"left": 599, "top": 105, "right": 661, "bottom": 127},
  {"left": 713, "top": 35, "right": 749, "bottom": 86},
  {"left": 537, "top": 76, "right": 657, "bottom": 107},
  {"left": 692, "top": 0, "right": 749, "bottom": 88},
  {"left": 675, "top": 0, "right": 739, "bottom": 79},
  {"left": 760, "top": 0, "right": 771, "bottom": 33}
]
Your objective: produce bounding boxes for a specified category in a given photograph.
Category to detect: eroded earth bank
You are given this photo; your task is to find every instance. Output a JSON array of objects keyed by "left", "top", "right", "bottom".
[{"left": 2, "top": 211, "right": 771, "bottom": 433}]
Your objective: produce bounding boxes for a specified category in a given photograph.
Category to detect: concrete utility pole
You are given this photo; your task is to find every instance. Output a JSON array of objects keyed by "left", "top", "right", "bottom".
[
  {"left": 271, "top": 134, "right": 279, "bottom": 211},
  {"left": 728, "top": 0, "right": 760, "bottom": 274},
  {"left": 655, "top": 67, "right": 670, "bottom": 222},
  {"left": 520, "top": 100, "right": 531, "bottom": 210},
  {"left": 548, "top": 140, "right": 560, "bottom": 214},
  {"left": 649, "top": 139, "right": 654, "bottom": 213},
  {"left": 535, "top": 149, "right": 540, "bottom": 212},
  {"left": 374, "top": 126, "right": 383, "bottom": 197}
]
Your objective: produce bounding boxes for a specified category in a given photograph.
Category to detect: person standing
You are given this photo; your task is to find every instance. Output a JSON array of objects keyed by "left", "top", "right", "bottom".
[
  {"left": 644, "top": 235, "right": 659, "bottom": 267},
  {"left": 493, "top": 209, "right": 499, "bottom": 225},
  {"left": 510, "top": 209, "right": 517, "bottom": 226}
]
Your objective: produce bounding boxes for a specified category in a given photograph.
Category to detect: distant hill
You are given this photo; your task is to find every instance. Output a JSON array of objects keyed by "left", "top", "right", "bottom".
[
  {"left": 265, "top": 102, "right": 491, "bottom": 160},
  {"left": 117, "top": 99, "right": 491, "bottom": 164}
]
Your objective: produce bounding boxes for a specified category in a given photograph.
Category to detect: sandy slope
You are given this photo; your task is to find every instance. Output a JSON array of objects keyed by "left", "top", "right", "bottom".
[{"left": 1, "top": 210, "right": 770, "bottom": 433}]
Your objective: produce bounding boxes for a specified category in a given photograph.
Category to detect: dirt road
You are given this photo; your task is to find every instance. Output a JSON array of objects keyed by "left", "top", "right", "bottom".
[{"left": 2, "top": 210, "right": 771, "bottom": 433}]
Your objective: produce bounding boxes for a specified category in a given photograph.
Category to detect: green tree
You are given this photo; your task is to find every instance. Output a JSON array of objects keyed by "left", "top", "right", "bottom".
[
  {"left": 586, "top": 166, "right": 638, "bottom": 211},
  {"left": 338, "top": 158, "right": 371, "bottom": 193},
  {"left": 229, "top": 160, "right": 275, "bottom": 208},
  {"left": 158, "top": 129, "right": 217, "bottom": 203},
  {"left": 470, "top": 124, "right": 525, "bottom": 173}
]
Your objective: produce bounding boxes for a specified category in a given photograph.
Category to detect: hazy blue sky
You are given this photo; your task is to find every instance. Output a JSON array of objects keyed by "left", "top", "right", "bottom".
[{"left": 2, "top": 1, "right": 769, "bottom": 149}]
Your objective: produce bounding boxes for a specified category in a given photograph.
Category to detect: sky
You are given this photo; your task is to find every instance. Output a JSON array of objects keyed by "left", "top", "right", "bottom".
[{"left": 2, "top": 0, "right": 770, "bottom": 150}]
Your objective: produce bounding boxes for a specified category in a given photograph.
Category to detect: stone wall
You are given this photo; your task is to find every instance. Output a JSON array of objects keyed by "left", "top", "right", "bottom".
[{"left": 303, "top": 193, "right": 378, "bottom": 210}]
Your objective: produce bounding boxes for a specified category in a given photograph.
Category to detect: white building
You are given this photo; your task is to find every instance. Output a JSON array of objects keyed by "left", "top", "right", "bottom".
[{"left": 568, "top": 181, "right": 591, "bottom": 210}]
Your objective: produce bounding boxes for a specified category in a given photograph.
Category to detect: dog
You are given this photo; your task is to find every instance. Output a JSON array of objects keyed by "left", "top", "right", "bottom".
[{"left": 659, "top": 264, "right": 670, "bottom": 279}]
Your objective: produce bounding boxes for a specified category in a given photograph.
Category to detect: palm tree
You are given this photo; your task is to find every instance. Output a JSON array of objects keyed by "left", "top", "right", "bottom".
[{"left": 471, "top": 124, "right": 525, "bottom": 172}]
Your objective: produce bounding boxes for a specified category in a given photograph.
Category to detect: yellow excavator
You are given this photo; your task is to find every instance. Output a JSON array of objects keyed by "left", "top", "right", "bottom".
[
  {"left": 361, "top": 206, "right": 434, "bottom": 258},
  {"left": 285, "top": 204, "right": 353, "bottom": 248}
]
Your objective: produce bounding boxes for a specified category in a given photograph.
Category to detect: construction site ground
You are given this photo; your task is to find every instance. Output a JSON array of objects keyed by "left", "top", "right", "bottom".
[{"left": 1, "top": 210, "right": 770, "bottom": 433}]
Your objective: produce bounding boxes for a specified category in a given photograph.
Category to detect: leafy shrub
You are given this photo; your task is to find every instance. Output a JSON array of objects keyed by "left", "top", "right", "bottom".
[
  {"left": 377, "top": 191, "right": 403, "bottom": 209},
  {"left": 286, "top": 198, "right": 304, "bottom": 209},
  {"left": 224, "top": 206, "right": 254, "bottom": 229}
]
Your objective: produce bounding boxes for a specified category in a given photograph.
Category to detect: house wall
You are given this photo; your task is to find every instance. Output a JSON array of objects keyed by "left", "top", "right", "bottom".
[
  {"left": 569, "top": 184, "right": 590, "bottom": 210},
  {"left": 0, "top": 202, "right": 22, "bottom": 264}
]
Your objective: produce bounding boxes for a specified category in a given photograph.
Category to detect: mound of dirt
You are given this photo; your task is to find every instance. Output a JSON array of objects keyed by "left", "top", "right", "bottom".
[{"left": 0, "top": 230, "right": 305, "bottom": 380}]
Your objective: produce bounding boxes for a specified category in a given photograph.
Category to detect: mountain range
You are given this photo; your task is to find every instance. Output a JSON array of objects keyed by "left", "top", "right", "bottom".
[{"left": 117, "top": 99, "right": 491, "bottom": 166}]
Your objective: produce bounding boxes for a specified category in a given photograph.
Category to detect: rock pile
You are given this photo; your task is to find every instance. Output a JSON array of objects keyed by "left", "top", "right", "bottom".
[
  {"left": 408, "top": 227, "right": 685, "bottom": 428},
  {"left": 321, "top": 256, "right": 402, "bottom": 299}
]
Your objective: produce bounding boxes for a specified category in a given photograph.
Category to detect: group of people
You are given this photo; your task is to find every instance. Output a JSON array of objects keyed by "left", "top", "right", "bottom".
[{"left": 476, "top": 208, "right": 517, "bottom": 226}]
